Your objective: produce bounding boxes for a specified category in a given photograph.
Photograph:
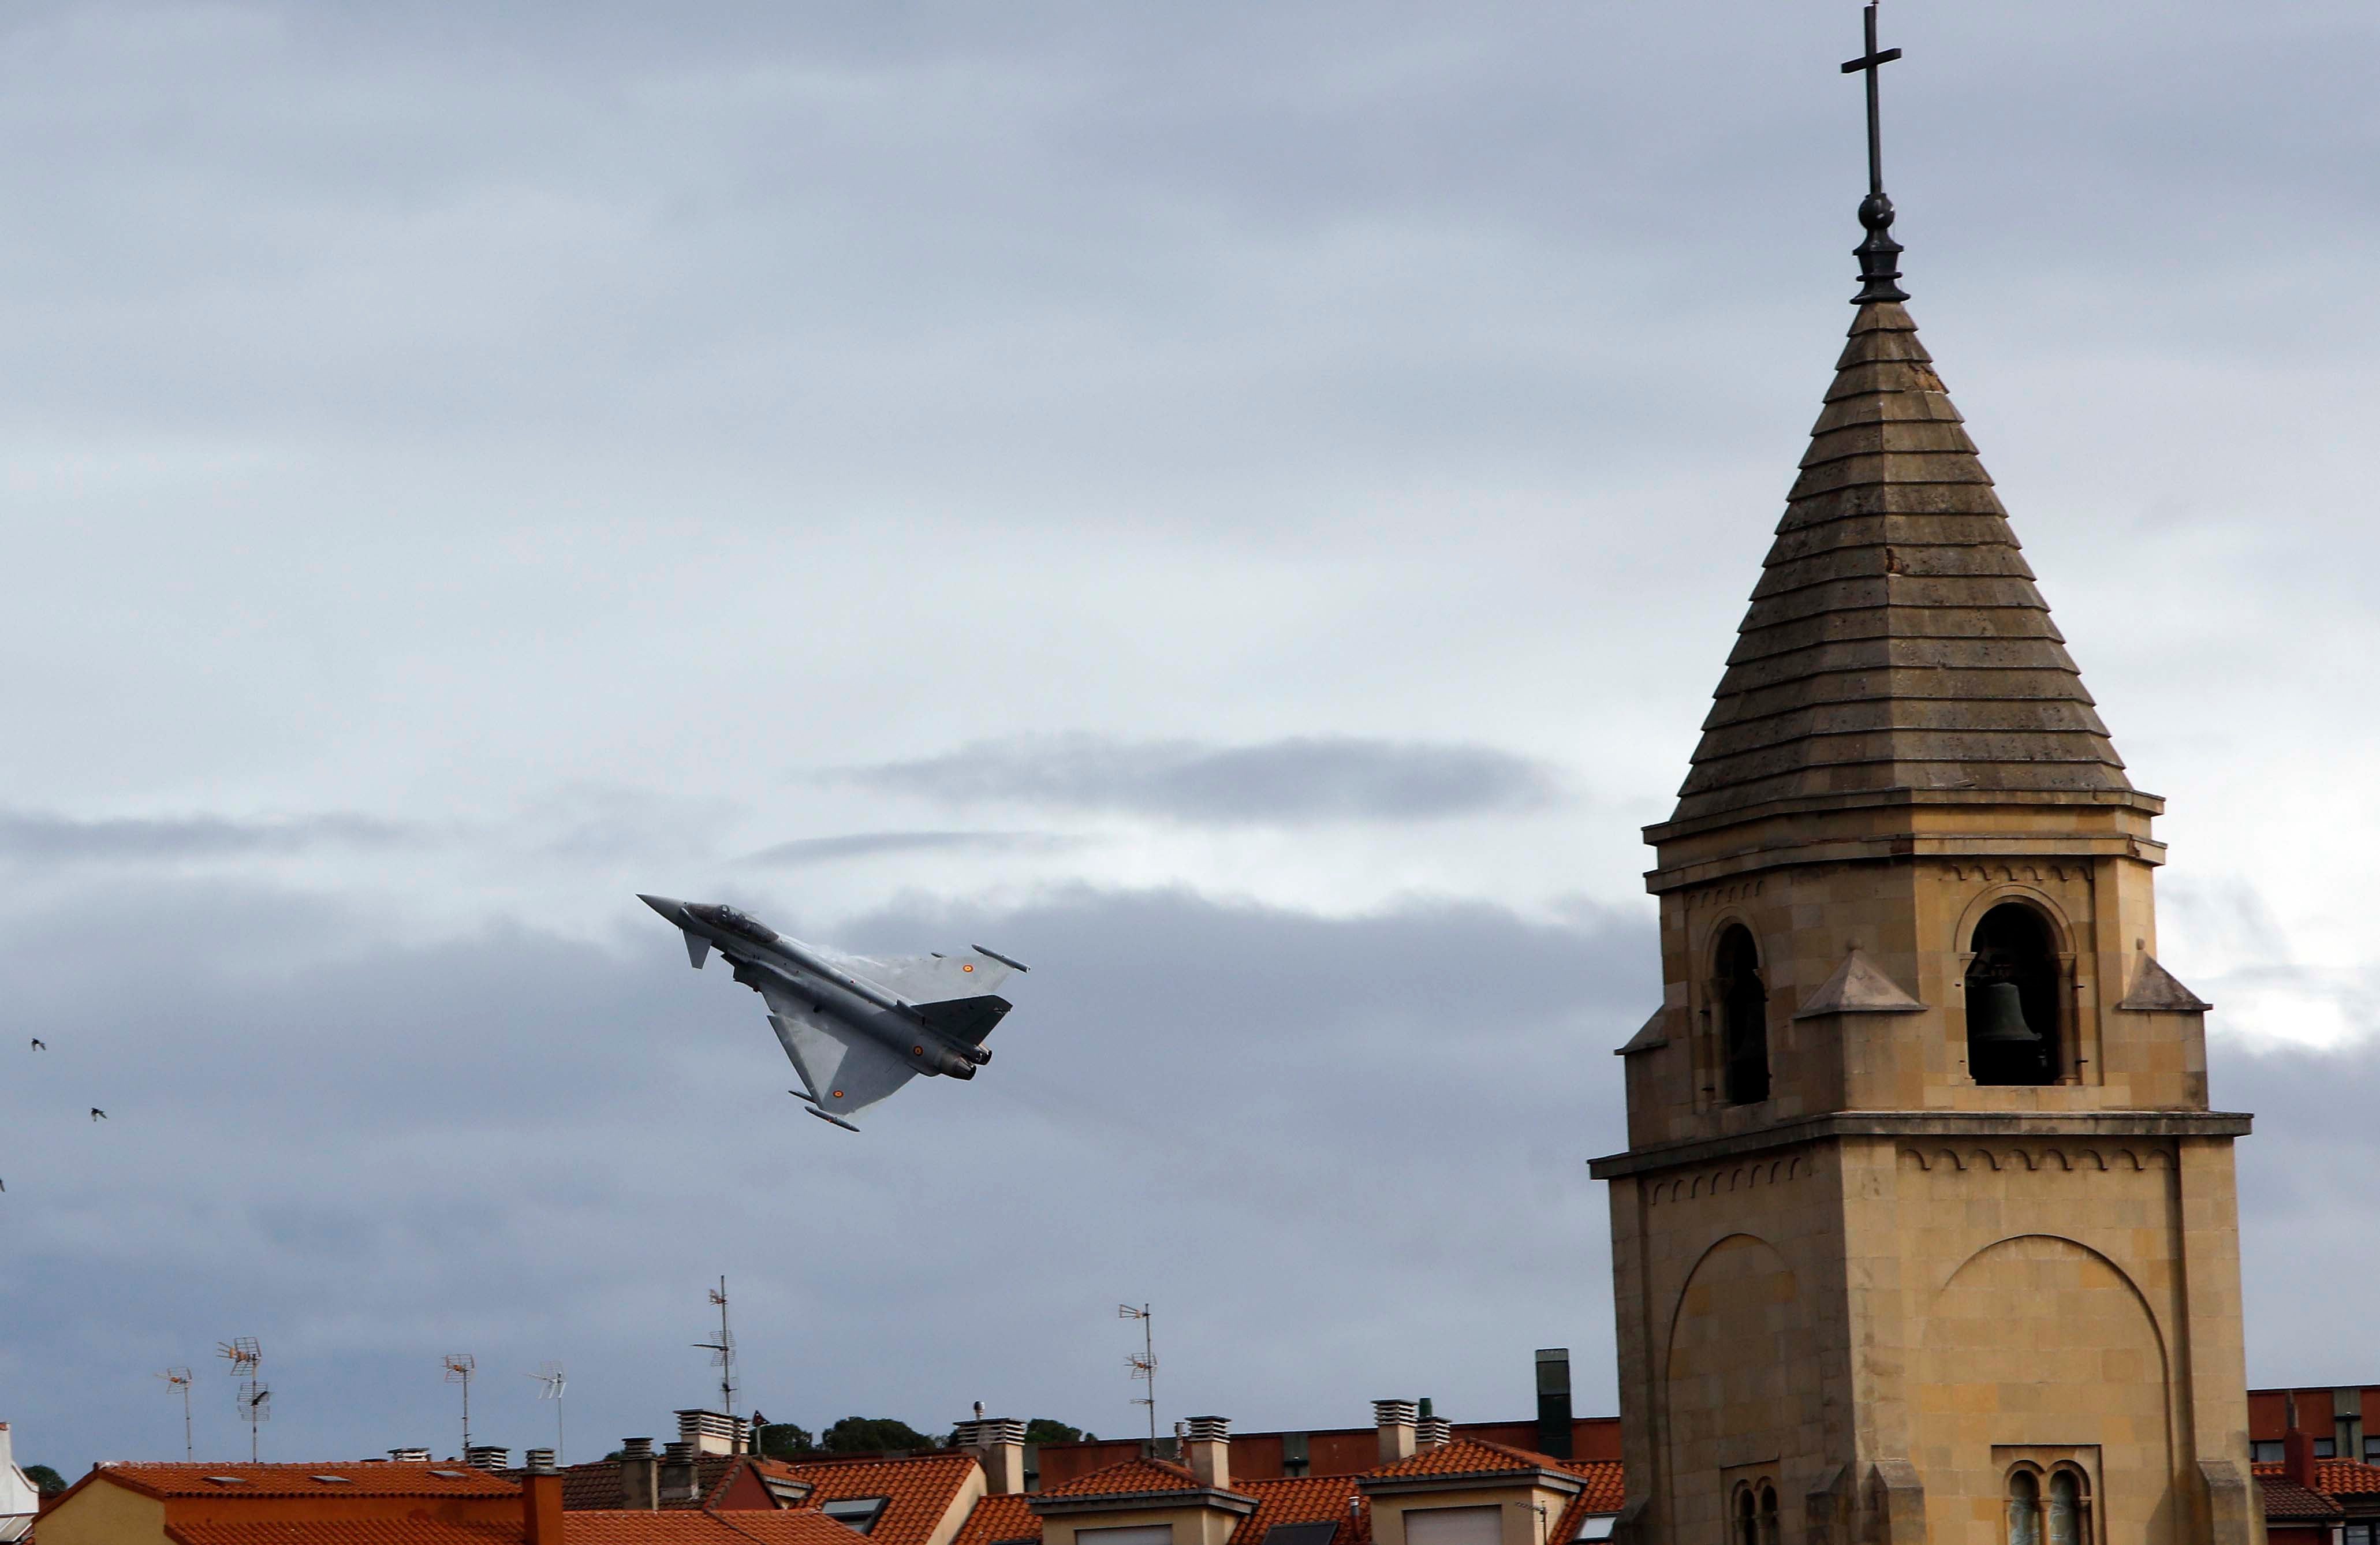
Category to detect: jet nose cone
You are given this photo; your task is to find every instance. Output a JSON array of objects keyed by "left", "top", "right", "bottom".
[{"left": 638, "top": 894, "right": 687, "bottom": 920}]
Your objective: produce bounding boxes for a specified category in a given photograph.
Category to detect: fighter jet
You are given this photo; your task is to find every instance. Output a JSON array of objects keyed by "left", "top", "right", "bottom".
[{"left": 639, "top": 895, "right": 1027, "bottom": 1132}]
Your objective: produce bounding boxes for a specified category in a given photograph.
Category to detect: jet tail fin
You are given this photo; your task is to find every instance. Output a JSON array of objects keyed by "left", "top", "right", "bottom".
[
  {"left": 911, "top": 994, "right": 1012, "bottom": 1045},
  {"left": 684, "top": 931, "right": 710, "bottom": 969}
]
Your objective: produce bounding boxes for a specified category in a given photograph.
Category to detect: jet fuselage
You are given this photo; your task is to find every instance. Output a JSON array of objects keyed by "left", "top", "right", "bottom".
[{"left": 642, "top": 895, "right": 982, "bottom": 1080}]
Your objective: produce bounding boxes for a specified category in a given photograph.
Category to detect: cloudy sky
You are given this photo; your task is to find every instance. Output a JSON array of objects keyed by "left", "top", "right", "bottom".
[{"left": 3, "top": 0, "right": 2378, "bottom": 1477}]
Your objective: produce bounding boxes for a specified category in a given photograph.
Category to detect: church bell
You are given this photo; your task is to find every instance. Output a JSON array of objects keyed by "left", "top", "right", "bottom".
[{"left": 1968, "top": 979, "right": 2041, "bottom": 1044}]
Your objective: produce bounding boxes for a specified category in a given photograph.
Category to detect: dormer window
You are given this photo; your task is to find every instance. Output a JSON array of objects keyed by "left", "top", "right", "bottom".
[
  {"left": 822, "top": 1498, "right": 890, "bottom": 1534},
  {"left": 1965, "top": 903, "right": 2061, "bottom": 1087},
  {"left": 1714, "top": 925, "right": 1769, "bottom": 1104}
]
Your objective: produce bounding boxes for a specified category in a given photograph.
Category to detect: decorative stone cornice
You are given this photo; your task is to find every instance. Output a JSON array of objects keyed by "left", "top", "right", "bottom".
[{"left": 1587, "top": 1110, "right": 2254, "bottom": 1181}]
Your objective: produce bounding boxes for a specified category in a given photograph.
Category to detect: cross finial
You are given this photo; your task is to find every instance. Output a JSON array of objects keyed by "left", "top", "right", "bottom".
[{"left": 1841, "top": 2, "right": 1908, "bottom": 304}]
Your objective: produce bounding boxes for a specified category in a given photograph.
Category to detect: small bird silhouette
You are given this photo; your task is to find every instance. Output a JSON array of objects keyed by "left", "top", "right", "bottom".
[
  {"left": 29, "top": 1038, "right": 44, "bottom": 1050},
  {"left": 90, "top": 1107, "right": 106, "bottom": 1121}
]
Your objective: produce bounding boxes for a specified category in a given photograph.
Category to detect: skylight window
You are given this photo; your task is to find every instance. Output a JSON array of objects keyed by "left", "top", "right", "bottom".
[
  {"left": 203, "top": 1477, "right": 247, "bottom": 1487},
  {"left": 822, "top": 1498, "right": 890, "bottom": 1533},
  {"left": 428, "top": 1469, "right": 468, "bottom": 1479},
  {"left": 1263, "top": 1523, "right": 1340, "bottom": 1545},
  {"left": 311, "top": 1476, "right": 353, "bottom": 1484},
  {"left": 1574, "top": 1518, "right": 1616, "bottom": 1542}
]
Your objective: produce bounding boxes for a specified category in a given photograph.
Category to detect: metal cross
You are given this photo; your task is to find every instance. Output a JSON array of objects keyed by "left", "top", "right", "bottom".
[
  {"left": 1840, "top": 2, "right": 1909, "bottom": 304},
  {"left": 1840, "top": 3, "right": 1901, "bottom": 199}
]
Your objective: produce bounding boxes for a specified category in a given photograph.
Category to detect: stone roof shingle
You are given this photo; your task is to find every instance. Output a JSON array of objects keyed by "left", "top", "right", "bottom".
[{"left": 1670, "top": 301, "right": 2135, "bottom": 828}]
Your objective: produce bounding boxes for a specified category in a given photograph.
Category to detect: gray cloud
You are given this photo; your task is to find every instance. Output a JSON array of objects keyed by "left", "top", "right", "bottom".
[
  {"left": 840, "top": 736, "right": 1566, "bottom": 824},
  {"left": 0, "top": 809, "right": 414, "bottom": 864},
  {"left": 0, "top": 880, "right": 1643, "bottom": 1475},
  {"left": 743, "top": 830, "right": 1080, "bottom": 865}
]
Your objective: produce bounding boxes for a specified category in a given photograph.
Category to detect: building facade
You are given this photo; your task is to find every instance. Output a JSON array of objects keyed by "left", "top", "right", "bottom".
[{"left": 1588, "top": 279, "right": 2259, "bottom": 1538}]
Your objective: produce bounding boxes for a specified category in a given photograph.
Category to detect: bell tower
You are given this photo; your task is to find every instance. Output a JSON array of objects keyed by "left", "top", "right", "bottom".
[{"left": 1591, "top": 10, "right": 2259, "bottom": 1543}]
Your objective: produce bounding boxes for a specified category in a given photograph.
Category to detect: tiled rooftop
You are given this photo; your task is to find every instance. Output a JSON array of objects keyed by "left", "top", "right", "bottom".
[
  {"left": 1037, "top": 1459, "right": 1206, "bottom": 1499},
  {"left": 785, "top": 1450, "right": 982, "bottom": 1545},
  {"left": 165, "top": 1525, "right": 517, "bottom": 1545},
  {"left": 2253, "top": 1459, "right": 2380, "bottom": 1499},
  {"left": 566, "top": 1510, "right": 858, "bottom": 1545},
  {"left": 1229, "top": 1476, "right": 1369, "bottom": 1545},
  {"left": 945, "top": 1492, "right": 1037, "bottom": 1545},
  {"left": 1365, "top": 1440, "right": 1572, "bottom": 1481},
  {"left": 2251, "top": 1473, "right": 2345, "bottom": 1522},
  {"left": 104, "top": 1464, "right": 519, "bottom": 1499}
]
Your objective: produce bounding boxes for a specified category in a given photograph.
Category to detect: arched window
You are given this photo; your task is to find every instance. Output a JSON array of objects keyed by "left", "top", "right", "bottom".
[
  {"left": 1714, "top": 925, "right": 1769, "bottom": 1104},
  {"left": 1734, "top": 1484, "right": 1758, "bottom": 1545},
  {"left": 1965, "top": 902, "right": 2061, "bottom": 1086},
  {"left": 2006, "top": 1469, "right": 2042, "bottom": 1545},
  {"left": 2046, "top": 1468, "right": 2089, "bottom": 1545},
  {"left": 1756, "top": 1483, "right": 1779, "bottom": 1545}
]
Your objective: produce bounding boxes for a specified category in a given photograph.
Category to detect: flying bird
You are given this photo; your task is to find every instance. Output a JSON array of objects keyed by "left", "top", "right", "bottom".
[
  {"left": 90, "top": 1107, "right": 107, "bottom": 1121},
  {"left": 29, "top": 1038, "right": 44, "bottom": 1050},
  {"left": 639, "top": 894, "right": 1028, "bottom": 1132}
]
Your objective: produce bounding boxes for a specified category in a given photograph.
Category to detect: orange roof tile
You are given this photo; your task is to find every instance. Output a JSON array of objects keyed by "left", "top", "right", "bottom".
[
  {"left": 166, "top": 1524, "right": 516, "bottom": 1545},
  {"left": 1229, "top": 1476, "right": 1369, "bottom": 1545},
  {"left": 106, "top": 1465, "right": 519, "bottom": 1500},
  {"left": 1543, "top": 1462, "right": 1624, "bottom": 1543},
  {"left": 1038, "top": 1460, "right": 1204, "bottom": 1499},
  {"left": 568, "top": 1510, "right": 857, "bottom": 1545},
  {"left": 946, "top": 1493, "right": 1038, "bottom": 1545},
  {"left": 1363, "top": 1440, "right": 1573, "bottom": 1482},
  {"left": 2252, "top": 1460, "right": 2380, "bottom": 1500},
  {"left": 2251, "top": 1473, "right": 2345, "bottom": 1522},
  {"left": 785, "top": 1452, "right": 980, "bottom": 1545}
]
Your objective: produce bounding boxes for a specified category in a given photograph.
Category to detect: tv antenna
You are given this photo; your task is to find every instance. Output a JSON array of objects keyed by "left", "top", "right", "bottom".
[
  {"left": 527, "top": 1362, "right": 568, "bottom": 1464},
  {"left": 217, "top": 1340, "right": 264, "bottom": 1460},
  {"left": 1118, "top": 1303, "right": 1157, "bottom": 1444},
  {"left": 157, "top": 1367, "right": 195, "bottom": 1461},
  {"left": 443, "top": 1353, "right": 478, "bottom": 1453},
  {"left": 694, "top": 1278, "right": 736, "bottom": 1415}
]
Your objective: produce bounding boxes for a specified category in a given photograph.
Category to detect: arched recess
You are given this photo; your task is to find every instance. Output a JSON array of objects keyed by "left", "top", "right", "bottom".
[
  {"left": 1661, "top": 1235, "right": 1811, "bottom": 1543},
  {"left": 1955, "top": 887, "right": 2075, "bottom": 1087},
  {"left": 1707, "top": 921, "right": 1769, "bottom": 1104},
  {"left": 1916, "top": 1236, "right": 2173, "bottom": 1545}
]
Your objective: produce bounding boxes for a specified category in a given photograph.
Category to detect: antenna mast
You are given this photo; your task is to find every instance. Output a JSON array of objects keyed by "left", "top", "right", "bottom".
[
  {"left": 443, "top": 1354, "right": 478, "bottom": 1454},
  {"left": 1118, "top": 1304, "right": 1156, "bottom": 1444},
  {"left": 695, "top": 1278, "right": 736, "bottom": 1416},
  {"left": 218, "top": 1340, "right": 266, "bottom": 1461},
  {"left": 157, "top": 1367, "right": 194, "bottom": 1461},
  {"left": 528, "top": 1363, "right": 568, "bottom": 1464}
]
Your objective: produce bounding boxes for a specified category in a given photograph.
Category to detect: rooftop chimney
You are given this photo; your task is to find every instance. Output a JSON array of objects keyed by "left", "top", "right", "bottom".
[
  {"left": 661, "top": 1441, "right": 700, "bottom": 1505},
  {"left": 1413, "top": 1400, "right": 1451, "bottom": 1451},
  {"left": 465, "top": 1447, "right": 510, "bottom": 1472},
  {"left": 522, "top": 1464, "right": 564, "bottom": 1545},
  {"left": 1184, "top": 1417, "right": 1229, "bottom": 1491},
  {"left": 963, "top": 1417, "right": 1028, "bottom": 1495},
  {"left": 1534, "top": 1349, "right": 1574, "bottom": 1461},
  {"left": 389, "top": 1449, "right": 432, "bottom": 1464},
  {"left": 676, "top": 1410, "right": 745, "bottom": 1458},
  {"left": 1373, "top": 1400, "right": 1418, "bottom": 1466},
  {"left": 621, "top": 1439, "right": 659, "bottom": 1511},
  {"left": 524, "top": 1450, "right": 557, "bottom": 1473},
  {"left": 2284, "top": 1396, "right": 2319, "bottom": 1491}
]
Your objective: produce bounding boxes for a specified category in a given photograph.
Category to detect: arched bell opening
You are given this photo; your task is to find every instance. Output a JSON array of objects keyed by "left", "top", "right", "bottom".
[
  {"left": 1713, "top": 924, "right": 1770, "bottom": 1104},
  {"left": 1965, "top": 901, "right": 2063, "bottom": 1087}
]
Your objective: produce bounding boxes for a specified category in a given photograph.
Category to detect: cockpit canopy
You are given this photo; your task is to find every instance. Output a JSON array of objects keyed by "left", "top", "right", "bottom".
[{"left": 688, "top": 902, "right": 779, "bottom": 942}]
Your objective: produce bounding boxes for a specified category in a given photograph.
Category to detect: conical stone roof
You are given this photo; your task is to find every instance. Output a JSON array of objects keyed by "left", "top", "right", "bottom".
[{"left": 1668, "top": 301, "right": 2131, "bottom": 827}]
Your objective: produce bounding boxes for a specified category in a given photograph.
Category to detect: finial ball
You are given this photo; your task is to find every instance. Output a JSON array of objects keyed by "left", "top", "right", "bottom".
[{"left": 1858, "top": 192, "right": 1897, "bottom": 232}]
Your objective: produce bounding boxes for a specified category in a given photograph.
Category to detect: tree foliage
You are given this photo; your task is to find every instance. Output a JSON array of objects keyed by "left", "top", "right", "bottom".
[
  {"left": 24, "top": 1465, "right": 67, "bottom": 1495},
  {"left": 820, "top": 1417, "right": 939, "bottom": 1454}
]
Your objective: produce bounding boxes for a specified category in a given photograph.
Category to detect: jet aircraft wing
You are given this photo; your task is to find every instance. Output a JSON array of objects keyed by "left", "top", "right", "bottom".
[
  {"left": 758, "top": 981, "right": 918, "bottom": 1126},
  {"left": 828, "top": 947, "right": 1022, "bottom": 1004}
]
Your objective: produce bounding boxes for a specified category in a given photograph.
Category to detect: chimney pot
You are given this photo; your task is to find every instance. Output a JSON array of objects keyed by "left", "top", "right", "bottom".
[
  {"left": 465, "top": 1447, "right": 510, "bottom": 1472},
  {"left": 390, "top": 1449, "right": 432, "bottom": 1464},
  {"left": 524, "top": 1450, "right": 557, "bottom": 1474},
  {"left": 1373, "top": 1401, "right": 1418, "bottom": 1466}
]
